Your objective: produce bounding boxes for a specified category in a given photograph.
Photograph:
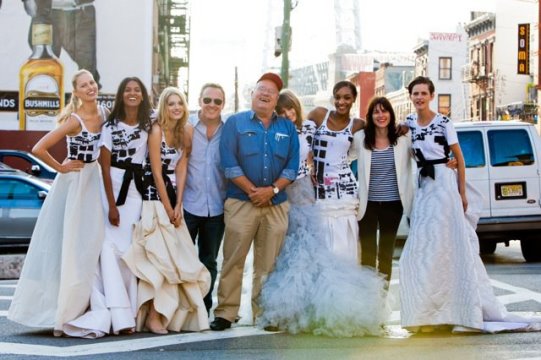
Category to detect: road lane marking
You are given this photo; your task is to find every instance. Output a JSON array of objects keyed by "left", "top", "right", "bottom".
[
  {"left": 490, "top": 279, "right": 541, "bottom": 304},
  {"left": 0, "top": 327, "right": 272, "bottom": 357}
]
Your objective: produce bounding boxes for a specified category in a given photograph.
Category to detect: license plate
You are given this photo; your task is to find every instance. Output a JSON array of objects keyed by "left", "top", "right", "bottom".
[{"left": 501, "top": 184, "right": 523, "bottom": 197}]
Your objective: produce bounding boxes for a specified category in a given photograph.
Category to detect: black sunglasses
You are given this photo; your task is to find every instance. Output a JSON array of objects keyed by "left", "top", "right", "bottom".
[{"left": 202, "top": 97, "right": 223, "bottom": 106}]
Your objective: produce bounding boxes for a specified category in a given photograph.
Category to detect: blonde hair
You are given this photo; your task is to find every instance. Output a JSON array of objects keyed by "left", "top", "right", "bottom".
[
  {"left": 57, "top": 69, "right": 94, "bottom": 124},
  {"left": 156, "top": 87, "right": 189, "bottom": 149}
]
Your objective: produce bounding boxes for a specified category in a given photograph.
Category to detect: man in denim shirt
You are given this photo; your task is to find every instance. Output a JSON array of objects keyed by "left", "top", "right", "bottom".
[{"left": 210, "top": 73, "right": 299, "bottom": 331}]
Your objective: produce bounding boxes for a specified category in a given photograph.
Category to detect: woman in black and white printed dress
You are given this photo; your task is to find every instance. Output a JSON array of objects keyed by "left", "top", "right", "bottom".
[
  {"left": 63, "top": 77, "right": 153, "bottom": 338},
  {"left": 308, "top": 81, "right": 365, "bottom": 263},
  {"left": 399, "top": 76, "right": 541, "bottom": 334},
  {"left": 8, "top": 70, "right": 108, "bottom": 337},
  {"left": 123, "top": 87, "right": 210, "bottom": 335},
  {"left": 258, "top": 90, "right": 389, "bottom": 337}
]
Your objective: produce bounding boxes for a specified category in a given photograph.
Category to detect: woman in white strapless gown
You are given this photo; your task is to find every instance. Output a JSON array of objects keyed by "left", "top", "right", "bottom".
[{"left": 123, "top": 87, "right": 210, "bottom": 335}]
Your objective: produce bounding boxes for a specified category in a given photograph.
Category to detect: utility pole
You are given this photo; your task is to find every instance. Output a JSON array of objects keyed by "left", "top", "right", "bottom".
[
  {"left": 280, "top": 0, "right": 292, "bottom": 88},
  {"left": 234, "top": 66, "right": 239, "bottom": 112}
]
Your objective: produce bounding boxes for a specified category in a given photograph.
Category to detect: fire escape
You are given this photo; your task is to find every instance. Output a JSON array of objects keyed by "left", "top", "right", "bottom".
[{"left": 157, "top": 0, "right": 190, "bottom": 99}]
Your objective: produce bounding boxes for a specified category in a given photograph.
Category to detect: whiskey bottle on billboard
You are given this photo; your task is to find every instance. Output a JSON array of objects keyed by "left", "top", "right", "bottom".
[{"left": 19, "top": 23, "right": 64, "bottom": 130}]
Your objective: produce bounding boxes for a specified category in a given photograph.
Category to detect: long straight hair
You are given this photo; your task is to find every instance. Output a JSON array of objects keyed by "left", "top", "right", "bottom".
[
  {"left": 106, "top": 77, "right": 152, "bottom": 132},
  {"left": 364, "top": 96, "right": 398, "bottom": 150},
  {"left": 156, "top": 87, "right": 188, "bottom": 149},
  {"left": 276, "top": 89, "right": 304, "bottom": 130}
]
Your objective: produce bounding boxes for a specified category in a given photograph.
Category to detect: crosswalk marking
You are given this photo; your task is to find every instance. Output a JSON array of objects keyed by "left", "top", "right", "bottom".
[
  {"left": 0, "top": 272, "right": 540, "bottom": 356},
  {"left": 0, "top": 327, "right": 271, "bottom": 357}
]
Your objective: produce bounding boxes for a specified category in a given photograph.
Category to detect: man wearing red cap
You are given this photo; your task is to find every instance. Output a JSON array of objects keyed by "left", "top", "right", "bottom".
[{"left": 210, "top": 73, "right": 299, "bottom": 331}]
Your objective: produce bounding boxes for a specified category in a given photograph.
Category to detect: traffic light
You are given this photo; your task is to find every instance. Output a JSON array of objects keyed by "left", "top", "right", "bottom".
[{"left": 274, "top": 26, "right": 282, "bottom": 57}]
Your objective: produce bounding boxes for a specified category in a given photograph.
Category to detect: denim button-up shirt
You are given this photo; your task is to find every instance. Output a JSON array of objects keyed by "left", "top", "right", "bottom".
[
  {"left": 183, "top": 113, "right": 226, "bottom": 217},
  {"left": 220, "top": 110, "right": 299, "bottom": 205}
]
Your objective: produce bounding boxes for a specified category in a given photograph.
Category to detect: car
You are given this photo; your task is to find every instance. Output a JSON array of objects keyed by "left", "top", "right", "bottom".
[
  {"left": 0, "top": 162, "right": 51, "bottom": 248},
  {"left": 0, "top": 149, "right": 57, "bottom": 183},
  {"left": 455, "top": 121, "right": 541, "bottom": 262}
]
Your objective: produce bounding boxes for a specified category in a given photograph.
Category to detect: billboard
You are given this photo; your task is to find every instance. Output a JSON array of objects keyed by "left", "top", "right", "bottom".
[{"left": 0, "top": 0, "right": 154, "bottom": 131}]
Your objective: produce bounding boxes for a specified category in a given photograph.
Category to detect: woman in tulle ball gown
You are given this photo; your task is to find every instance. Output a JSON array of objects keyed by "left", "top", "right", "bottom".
[{"left": 257, "top": 90, "right": 390, "bottom": 337}]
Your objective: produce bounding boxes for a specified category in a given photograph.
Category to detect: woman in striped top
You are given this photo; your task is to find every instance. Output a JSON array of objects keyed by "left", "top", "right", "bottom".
[{"left": 354, "top": 97, "right": 414, "bottom": 284}]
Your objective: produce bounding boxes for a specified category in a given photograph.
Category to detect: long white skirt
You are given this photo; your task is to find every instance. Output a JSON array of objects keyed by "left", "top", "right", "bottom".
[
  {"left": 257, "top": 176, "right": 390, "bottom": 337},
  {"left": 399, "top": 165, "right": 541, "bottom": 333},
  {"left": 64, "top": 167, "right": 139, "bottom": 338},
  {"left": 8, "top": 162, "right": 105, "bottom": 336},
  {"left": 123, "top": 200, "right": 210, "bottom": 332},
  {"left": 316, "top": 197, "right": 359, "bottom": 263}
]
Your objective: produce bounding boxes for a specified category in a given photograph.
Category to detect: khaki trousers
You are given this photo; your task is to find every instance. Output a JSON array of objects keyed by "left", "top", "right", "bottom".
[{"left": 214, "top": 198, "right": 289, "bottom": 322}]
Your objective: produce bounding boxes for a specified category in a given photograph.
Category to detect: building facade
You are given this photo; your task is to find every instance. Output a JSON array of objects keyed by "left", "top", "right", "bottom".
[{"left": 414, "top": 29, "right": 469, "bottom": 121}]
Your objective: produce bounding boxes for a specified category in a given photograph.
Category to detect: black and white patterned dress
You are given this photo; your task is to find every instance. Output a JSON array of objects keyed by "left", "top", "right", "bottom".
[
  {"left": 258, "top": 117, "right": 389, "bottom": 337},
  {"left": 63, "top": 120, "right": 148, "bottom": 338},
  {"left": 9, "top": 110, "right": 106, "bottom": 337},
  {"left": 399, "top": 113, "right": 541, "bottom": 332},
  {"left": 123, "top": 133, "right": 211, "bottom": 333},
  {"left": 311, "top": 110, "right": 359, "bottom": 262},
  {"left": 143, "top": 135, "right": 182, "bottom": 202}
]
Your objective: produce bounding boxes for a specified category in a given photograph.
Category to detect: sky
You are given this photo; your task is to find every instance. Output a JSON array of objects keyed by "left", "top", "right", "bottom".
[{"left": 188, "top": 0, "right": 497, "bottom": 109}]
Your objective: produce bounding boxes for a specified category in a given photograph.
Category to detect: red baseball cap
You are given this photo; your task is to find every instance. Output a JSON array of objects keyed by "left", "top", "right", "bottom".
[{"left": 257, "top": 72, "right": 283, "bottom": 92}]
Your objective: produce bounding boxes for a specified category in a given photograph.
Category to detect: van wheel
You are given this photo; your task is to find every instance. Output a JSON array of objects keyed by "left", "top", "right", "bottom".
[
  {"left": 521, "top": 239, "right": 541, "bottom": 262},
  {"left": 479, "top": 241, "right": 497, "bottom": 255}
]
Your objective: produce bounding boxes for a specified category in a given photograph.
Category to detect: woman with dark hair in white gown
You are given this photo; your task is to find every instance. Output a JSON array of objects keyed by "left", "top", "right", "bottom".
[
  {"left": 257, "top": 89, "right": 390, "bottom": 337},
  {"left": 400, "top": 76, "right": 541, "bottom": 334}
]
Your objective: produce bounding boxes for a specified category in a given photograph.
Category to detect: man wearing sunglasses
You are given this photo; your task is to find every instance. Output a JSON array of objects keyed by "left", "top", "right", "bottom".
[
  {"left": 184, "top": 83, "right": 227, "bottom": 315},
  {"left": 211, "top": 73, "right": 299, "bottom": 331}
]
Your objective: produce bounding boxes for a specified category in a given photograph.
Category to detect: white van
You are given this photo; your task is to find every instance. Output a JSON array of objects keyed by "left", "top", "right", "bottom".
[{"left": 455, "top": 121, "right": 541, "bottom": 262}]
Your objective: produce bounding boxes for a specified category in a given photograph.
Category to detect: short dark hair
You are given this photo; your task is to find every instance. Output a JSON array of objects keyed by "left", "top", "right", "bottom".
[
  {"left": 407, "top": 76, "right": 435, "bottom": 95},
  {"left": 333, "top": 80, "right": 357, "bottom": 98}
]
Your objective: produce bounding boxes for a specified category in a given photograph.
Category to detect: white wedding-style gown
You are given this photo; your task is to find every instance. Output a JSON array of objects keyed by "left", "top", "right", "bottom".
[
  {"left": 257, "top": 176, "right": 390, "bottom": 337},
  {"left": 400, "top": 112, "right": 541, "bottom": 332}
]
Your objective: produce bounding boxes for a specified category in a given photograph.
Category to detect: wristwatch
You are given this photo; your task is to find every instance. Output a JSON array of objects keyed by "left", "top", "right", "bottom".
[{"left": 272, "top": 184, "right": 280, "bottom": 195}]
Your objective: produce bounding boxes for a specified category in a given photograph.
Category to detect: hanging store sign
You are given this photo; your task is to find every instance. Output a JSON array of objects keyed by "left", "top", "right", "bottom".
[{"left": 517, "top": 24, "right": 530, "bottom": 75}]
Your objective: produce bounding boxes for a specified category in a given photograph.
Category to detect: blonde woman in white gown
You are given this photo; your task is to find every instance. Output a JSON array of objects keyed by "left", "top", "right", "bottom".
[
  {"left": 8, "top": 70, "right": 107, "bottom": 337},
  {"left": 123, "top": 87, "right": 210, "bottom": 334}
]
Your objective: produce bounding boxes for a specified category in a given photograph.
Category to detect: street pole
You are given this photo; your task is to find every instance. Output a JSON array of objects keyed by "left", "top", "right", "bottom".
[
  {"left": 280, "top": 0, "right": 291, "bottom": 88},
  {"left": 234, "top": 66, "right": 239, "bottom": 112}
]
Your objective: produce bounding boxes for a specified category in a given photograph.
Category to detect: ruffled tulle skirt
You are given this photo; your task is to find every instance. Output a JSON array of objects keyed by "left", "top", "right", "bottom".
[{"left": 257, "top": 176, "right": 390, "bottom": 337}]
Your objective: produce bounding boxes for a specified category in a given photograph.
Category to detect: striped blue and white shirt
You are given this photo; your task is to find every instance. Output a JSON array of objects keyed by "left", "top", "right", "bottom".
[{"left": 367, "top": 146, "right": 400, "bottom": 202}]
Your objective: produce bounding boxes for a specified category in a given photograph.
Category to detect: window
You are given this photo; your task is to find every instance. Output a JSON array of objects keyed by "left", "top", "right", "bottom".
[
  {"left": 488, "top": 129, "right": 534, "bottom": 167},
  {"left": 0, "top": 179, "right": 41, "bottom": 200},
  {"left": 438, "top": 94, "right": 451, "bottom": 117},
  {"left": 457, "top": 131, "right": 485, "bottom": 168},
  {"left": 439, "top": 57, "right": 452, "bottom": 80}
]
